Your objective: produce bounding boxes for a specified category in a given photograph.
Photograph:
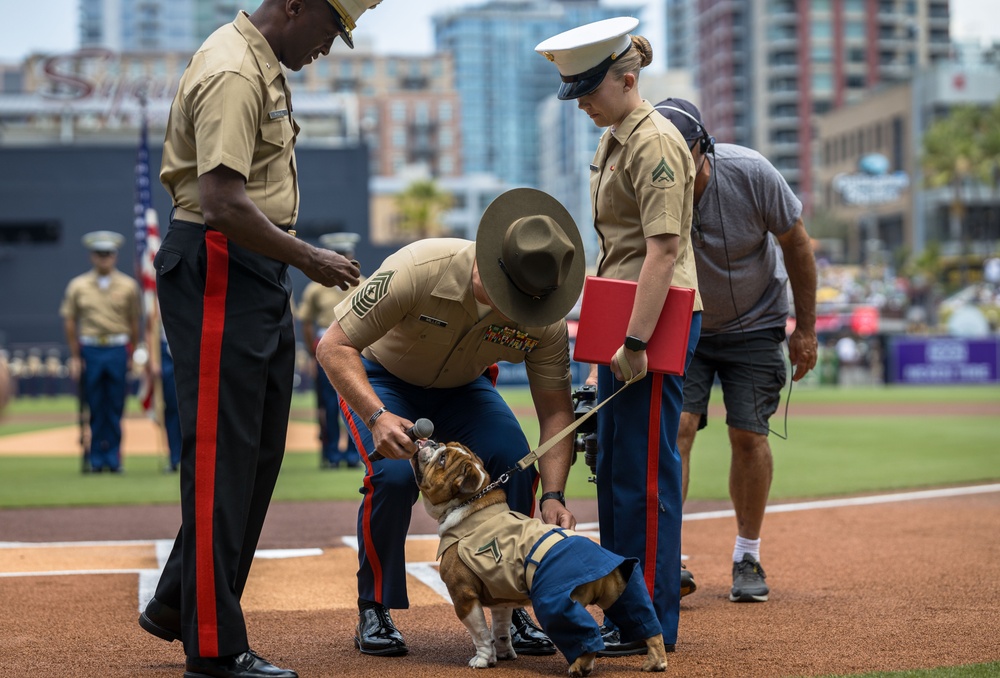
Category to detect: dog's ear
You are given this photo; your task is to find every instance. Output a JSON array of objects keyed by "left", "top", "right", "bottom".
[{"left": 454, "top": 467, "right": 482, "bottom": 497}]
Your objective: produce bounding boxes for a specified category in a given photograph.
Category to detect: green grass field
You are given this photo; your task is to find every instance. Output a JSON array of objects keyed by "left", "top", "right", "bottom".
[{"left": 1, "top": 385, "right": 997, "bottom": 509}]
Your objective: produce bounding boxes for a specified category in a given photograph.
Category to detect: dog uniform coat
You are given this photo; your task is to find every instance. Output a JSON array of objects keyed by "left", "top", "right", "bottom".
[{"left": 437, "top": 503, "right": 660, "bottom": 663}]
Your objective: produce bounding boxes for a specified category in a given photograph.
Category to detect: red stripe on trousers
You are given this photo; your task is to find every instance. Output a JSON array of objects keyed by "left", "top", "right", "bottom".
[
  {"left": 644, "top": 373, "right": 664, "bottom": 595},
  {"left": 356, "top": 412, "right": 384, "bottom": 604},
  {"left": 195, "top": 231, "right": 229, "bottom": 656},
  {"left": 339, "top": 395, "right": 364, "bottom": 456}
]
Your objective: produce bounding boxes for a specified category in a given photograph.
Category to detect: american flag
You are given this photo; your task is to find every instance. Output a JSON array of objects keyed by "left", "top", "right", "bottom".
[{"left": 134, "top": 112, "right": 161, "bottom": 414}]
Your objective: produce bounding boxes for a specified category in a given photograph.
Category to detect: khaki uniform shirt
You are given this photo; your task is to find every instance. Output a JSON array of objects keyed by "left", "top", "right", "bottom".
[
  {"left": 160, "top": 11, "right": 300, "bottom": 226},
  {"left": 437, "top": 503, "right": 575, "bottom": 601},
  {"left": 299, "top": 277, "right": 367, "bottom": 333},
  {"left": 335, "top": 239, "right": 571, "bottom": 390},
  {"left": 60, "top": 270, "right": 141, "bottom": 338},
  {"left": 590, "top": 99, "right": 703, "bottom": 311}
]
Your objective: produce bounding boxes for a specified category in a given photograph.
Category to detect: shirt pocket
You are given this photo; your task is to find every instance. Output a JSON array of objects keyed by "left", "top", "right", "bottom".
[{"left": 258, "top": 117, "right": 292, "bottom": 182}]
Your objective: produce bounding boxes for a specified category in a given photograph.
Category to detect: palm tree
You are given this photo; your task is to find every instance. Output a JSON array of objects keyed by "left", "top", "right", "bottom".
[
  {"left": 395, "top": 179, "right": 453, "bottom": 240},
  {"left": 921, "top": 101, "right": 1000, "bottom": 285}
]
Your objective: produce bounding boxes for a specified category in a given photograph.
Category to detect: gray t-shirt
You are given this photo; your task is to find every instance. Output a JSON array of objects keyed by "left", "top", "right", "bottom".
[{"left": 694, "top": 143, "right": 802, "bottom": 335}]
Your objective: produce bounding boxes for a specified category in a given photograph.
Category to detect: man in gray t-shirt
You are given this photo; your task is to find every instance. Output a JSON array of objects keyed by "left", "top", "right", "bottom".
[{"left": 655, "top": 98, "right": 817, "bottom": 604}]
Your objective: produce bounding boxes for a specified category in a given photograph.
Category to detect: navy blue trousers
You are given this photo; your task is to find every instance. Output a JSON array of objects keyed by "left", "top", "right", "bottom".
[
  {"left": 80, "top": 344, "right": 128, "bottom": 471},
  {"left": 595, "top": 312, "right": 701, "bottom": 645},
  {"left": 346, "top": 358, "right": 540, "bottom": 609}
]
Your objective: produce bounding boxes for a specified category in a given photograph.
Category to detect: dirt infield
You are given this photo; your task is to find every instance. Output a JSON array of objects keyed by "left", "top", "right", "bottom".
[
  {"left": 2, "top": 411, "right": 999, "bottom": 677},
  {"left": 2, "top": 486, "right": 999, "bottom": 677}
]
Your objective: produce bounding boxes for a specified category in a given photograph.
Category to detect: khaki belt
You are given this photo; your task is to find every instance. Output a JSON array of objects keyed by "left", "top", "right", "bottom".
[
  {"left": 525, "top": 528, "right": 577, "bottom": 591},
  {"left": 172, "top": 206, "right": 297, "bottom": 237},
  {"left": 79, "top": 333, "right": 129, "bottom": 347}
]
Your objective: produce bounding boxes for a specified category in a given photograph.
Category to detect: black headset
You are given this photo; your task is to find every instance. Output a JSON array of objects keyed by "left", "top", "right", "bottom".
[{"left": 655, "top": 104, "right": 716, "bottom": 155}]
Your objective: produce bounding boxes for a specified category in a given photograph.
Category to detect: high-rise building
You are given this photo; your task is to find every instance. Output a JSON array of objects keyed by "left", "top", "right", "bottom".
[
  {"left": 690, "top": 0, "right": 951, "bottom": 213},
  {"left": 80, "top": 0, "right": 258, "bottom": 53},
  {"left": 434, "top": 0, "right": 642, "bottom": 188}
]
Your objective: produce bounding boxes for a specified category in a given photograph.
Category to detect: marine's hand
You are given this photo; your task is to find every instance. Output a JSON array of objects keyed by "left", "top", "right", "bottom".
[
  {"left": 369, "top": 411, "right": 418, "bottom": 461},
  {"left": 540, "top": 501, "right": 576, "bottom": 530},
  {"left": 305, "top": 248, "right": 361, "bottom": 290}
]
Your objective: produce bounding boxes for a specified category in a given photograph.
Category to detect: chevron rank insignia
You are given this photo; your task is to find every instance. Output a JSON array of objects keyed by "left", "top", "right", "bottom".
[
  {"left": 651, "top": 157, "right": 675, "bottom": 184},
  {"left": 476, "top": 537, "right": 502, "bottom": 564},
  {"left": 351, "top": 270, "right": 395, "bottom": 318}
]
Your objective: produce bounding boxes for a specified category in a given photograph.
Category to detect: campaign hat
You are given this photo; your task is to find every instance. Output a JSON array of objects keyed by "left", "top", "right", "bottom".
[
  {"left": 535, "top": 17, "right": 640, "bottom": 100},
  {"left": 476, "top": 188, "right": 585, "bottom": 327}
]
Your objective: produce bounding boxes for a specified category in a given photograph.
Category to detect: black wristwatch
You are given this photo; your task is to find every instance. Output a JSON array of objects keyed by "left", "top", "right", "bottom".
[
  {"left": 540, "top": 491, "right": 566, "bottom": 507},
  {"left": 624, "top": 335, "right": 648, "bottom": 352}
]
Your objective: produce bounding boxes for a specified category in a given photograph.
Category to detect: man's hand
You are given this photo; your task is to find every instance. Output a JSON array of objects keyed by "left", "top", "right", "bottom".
[
  {"left": 540, "top": 498, "right": 576, "bottom": 530},
  {"left": 369, "top": 411, "right": 419, "bottom": 461},
  {"left": 787, "top": 326, "right": 818, "bottom": 382},
  {"left": 304, "top": 248, "right": 361, "bottom": 290}
]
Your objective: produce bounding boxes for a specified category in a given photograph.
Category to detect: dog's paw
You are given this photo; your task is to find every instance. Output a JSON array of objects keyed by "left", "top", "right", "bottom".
[
  {"left": 641, "top": 657, "right": 667, "bottom": 672},
  {"left": 568, "top": 653, "right": 596, "bottom": 677},
  {"left": 468, "top": 653, "right": 496, "bottom": 669},
  {"left": 494, "top": 632, "right": 516, "bottom": 660}
]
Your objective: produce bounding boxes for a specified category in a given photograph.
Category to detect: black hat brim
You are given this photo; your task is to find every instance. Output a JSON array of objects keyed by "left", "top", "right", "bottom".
[{"left": 557, "top": 70, "right": 608, "bottom": 100}]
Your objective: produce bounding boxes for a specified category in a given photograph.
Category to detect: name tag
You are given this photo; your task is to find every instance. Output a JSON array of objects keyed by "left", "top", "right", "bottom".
[
  {"left": 269, "top": 109, "right": 289, "bottom": 120},
  {"left": 589, "top": 164, "right": 599, "bottom": 172},
  {"left": 484, "top": 324, "right": 539, "bottom": 352},
  {"left": 419, "top": 315, "right": 448, "bottom": 327}
]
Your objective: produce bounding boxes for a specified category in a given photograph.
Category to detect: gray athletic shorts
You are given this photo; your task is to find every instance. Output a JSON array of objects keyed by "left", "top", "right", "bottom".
[{"left": 682, "top": 327, "right": 787, "bottom": 435}]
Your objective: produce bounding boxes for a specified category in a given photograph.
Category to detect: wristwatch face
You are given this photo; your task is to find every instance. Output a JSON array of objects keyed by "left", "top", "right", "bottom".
[{"left": 625, "top": 335, "right": 647, "bottom": 351}]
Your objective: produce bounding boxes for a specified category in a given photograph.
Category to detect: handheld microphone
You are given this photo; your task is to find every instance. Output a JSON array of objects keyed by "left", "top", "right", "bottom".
[{"left": 368, "top": 417, "right": 434, "bottom": 462}]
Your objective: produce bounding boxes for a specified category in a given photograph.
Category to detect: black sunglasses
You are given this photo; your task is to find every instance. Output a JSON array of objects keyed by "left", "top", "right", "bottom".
[{"left": 93, "top": 250, "right": 116, "bottom": 257}]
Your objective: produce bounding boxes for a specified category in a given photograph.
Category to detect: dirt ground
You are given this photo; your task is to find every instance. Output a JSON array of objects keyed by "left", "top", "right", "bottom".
[{"left": 1, "top": 412, "right": 999, "bottom": 677}]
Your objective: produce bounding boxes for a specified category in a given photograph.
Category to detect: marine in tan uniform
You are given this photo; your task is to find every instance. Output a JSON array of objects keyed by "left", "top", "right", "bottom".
[
  {"left": 60, "top": 230, "right": 140, "bottom": 473},
  {"left": 299, "top": 232, "right": 365, "bottom": 468},
  {"left": 536, "top": 16, "right": 702, "bottom": 655},
  {"left": 316, "top": 188, "right": 585, "bottom": 658},
  {"left": 137, "top": 3, "right": 381, "bottom": 677}
]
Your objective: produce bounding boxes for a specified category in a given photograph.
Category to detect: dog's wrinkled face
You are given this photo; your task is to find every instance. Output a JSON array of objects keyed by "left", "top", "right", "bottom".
[{"left": 411, "top": 440, "right": 490, "bottom": 506}]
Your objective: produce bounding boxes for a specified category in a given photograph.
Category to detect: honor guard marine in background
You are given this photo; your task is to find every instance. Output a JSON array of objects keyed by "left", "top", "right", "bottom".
[
  {"left": 536, "top": 17, "right": 703, "bottom": 656},
  {"left": 299, "top": 232, "right": 364, "bottom": 469},
  {"left": 316, "top": 188, "right": 585, "bottom": 659},
  {"left": 136, "top": 2, "right": 381, "bottom": 677},
  {"left": 60, "top": 230, "right": 141, "bottom": 474}
]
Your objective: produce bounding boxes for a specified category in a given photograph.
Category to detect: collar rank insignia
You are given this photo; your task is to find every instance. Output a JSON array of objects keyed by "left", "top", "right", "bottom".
[
  {"left": 484, "top": 325, "right": 539, "bottom": 352},
  {"left": 351, "top": 270, "right": 395, "bottom": 318},
  {"left": 652, "top": 157, "right": 675, "bottom": 183},
  {"left": 476, "top": 537, "right": 502, "bottom": 564}
]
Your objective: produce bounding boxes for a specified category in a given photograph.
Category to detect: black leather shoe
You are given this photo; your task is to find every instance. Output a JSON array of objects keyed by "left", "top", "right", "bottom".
[
  {"left": 597, "top": 625, "right": 675, "bottom": 656},
  {"left": 354, "top": 605, "right": 408, "bottom": 656},
  {"left": 139, "top": 597, "right": 181, "bottom": 642},
  {"left": 184, "top": 651, "right": 297, "bottom": 678},
  {"left": 510, "top": 607, "right": 556, "bottom": 655}
]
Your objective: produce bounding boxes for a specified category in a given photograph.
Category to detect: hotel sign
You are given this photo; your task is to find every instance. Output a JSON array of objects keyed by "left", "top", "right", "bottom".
[{"left": 832, "top": 153, "right": 909, "bottom": 206}]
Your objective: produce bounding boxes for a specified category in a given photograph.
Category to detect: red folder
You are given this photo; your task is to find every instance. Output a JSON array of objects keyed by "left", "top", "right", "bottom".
[{"left": 573, "top": 276, "right": 696, "bottom": 376}]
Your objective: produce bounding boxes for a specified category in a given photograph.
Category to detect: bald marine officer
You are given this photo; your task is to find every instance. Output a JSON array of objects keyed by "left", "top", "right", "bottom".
[
  {"left": 299, "top": 232, "right": 365, "bottom": 469},
  {"left": 61, "top": 230, "right": 141, "bottom": 474},
  {"left": 316, "top": 188, "right": 584, "bottom": 658},
  {"left": 136, "top": 2, "right": 382, "bottom": 677}
]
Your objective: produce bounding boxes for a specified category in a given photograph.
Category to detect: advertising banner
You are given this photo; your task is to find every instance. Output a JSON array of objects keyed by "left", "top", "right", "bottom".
[{"left": 890, "top": 337, "right": 999, "bottom": 384}]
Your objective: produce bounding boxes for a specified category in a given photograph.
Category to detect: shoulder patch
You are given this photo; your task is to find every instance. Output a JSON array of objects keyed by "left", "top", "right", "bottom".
[
  {"left": 351, "top": 270, "right": 395, "bottom": 318},
  {"left": 651, "top": 157, "right": 675, "bottom": 184}
]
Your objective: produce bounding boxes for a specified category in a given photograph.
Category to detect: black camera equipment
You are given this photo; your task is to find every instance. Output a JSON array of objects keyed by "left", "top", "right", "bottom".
[{"left": 571, "top": 385, "right": 599, "bottom": 482}]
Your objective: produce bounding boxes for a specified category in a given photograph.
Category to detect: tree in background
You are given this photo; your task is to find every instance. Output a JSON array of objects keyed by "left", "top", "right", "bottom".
[
  {"left": 922, "top": 100, "right": 1000, "bottom": 285},
  {"left": 395, "top": 179, "right": 453, "bottom": 239}
]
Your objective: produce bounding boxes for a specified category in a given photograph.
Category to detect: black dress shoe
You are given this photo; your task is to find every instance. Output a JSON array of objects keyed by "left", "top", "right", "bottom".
[
  {"left": 184, "top": 651, "right": 297, "bottom": 678},
  {"left": 139, "top": 597, "right": 181, "bottom": 642},
  {"left": 354, "top": 605, "right": 408, "bottom": 656},
  {"left": 597, "top": 625, "right": 675, "bottom": 656},
  {"left": 510, "top": 607, "right": 556, "bottom": 656}
]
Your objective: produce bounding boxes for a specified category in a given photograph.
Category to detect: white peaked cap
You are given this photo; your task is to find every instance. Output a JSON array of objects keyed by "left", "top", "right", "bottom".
[{"left": 535, "top": 17, "right": 640, "bottom": 100}]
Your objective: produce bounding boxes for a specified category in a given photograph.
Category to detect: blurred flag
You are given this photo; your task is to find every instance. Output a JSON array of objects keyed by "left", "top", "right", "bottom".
[{"left": 133, "top": 112, "right": 161, "bottom": 415}]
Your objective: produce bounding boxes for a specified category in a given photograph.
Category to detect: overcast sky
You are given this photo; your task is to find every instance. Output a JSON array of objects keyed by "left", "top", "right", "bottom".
[{"left": 1, "top": 0, "right": 997, "bottom": 63}]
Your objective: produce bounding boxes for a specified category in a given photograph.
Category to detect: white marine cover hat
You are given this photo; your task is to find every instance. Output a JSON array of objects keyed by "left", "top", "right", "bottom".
[
  {"left": 325, "top": 0, "right": 384, "bottom": 49},
  {"left": 535, "top": 16, "right": 640, "bottom": 100},
  {"left": 82, "top": 230, "right": 125, "bottom": 252}
]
